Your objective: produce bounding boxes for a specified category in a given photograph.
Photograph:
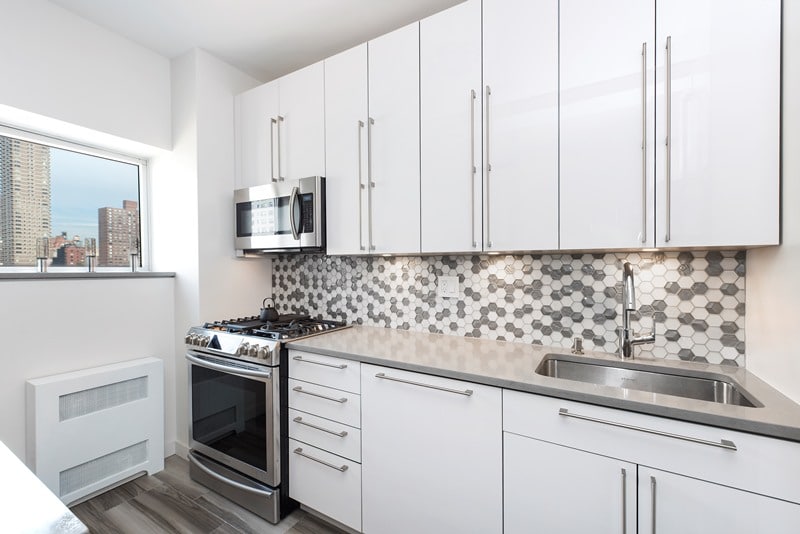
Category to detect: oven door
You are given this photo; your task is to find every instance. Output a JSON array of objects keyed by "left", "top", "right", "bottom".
[
  {"left": 234, "top": 176, "right": 324, "bottom": 252},
  {"left": 186, "top": 352, "right": 280, "bottom": 487}
]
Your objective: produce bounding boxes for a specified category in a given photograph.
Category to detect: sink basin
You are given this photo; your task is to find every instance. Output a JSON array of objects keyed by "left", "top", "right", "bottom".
[{"left": 535, "top": 355, "right": 760, "bottom": 407}]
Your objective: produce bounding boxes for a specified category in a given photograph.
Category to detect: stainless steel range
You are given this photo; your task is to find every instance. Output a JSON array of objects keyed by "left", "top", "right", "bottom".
[{"left": 184, "top": 314, "right": 348, "bottom": 523}]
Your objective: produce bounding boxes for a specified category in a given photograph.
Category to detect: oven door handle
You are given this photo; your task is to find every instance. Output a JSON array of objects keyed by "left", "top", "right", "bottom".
[{"left": 185, "top": 353, "right": 272, "bottom": 379}]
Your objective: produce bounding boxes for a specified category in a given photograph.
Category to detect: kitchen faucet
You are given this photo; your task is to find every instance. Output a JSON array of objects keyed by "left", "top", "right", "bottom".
[{"left": 618, "top": 262, "right": 655, "bottom": 359}]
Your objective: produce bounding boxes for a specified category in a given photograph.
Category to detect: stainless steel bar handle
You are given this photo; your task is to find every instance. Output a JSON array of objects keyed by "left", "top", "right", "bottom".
[
  {"left": 650, "top": 476, "right": 657, "bottom": 534},
  {"left": 375, "top": 372, "right": 473, "bottom": 396},
  {"left": 470, "top": 89, "right": 477, "bottom": 248},
  {"left": 292, "top": 355, "right": 347, "bottom": 369},
  {"left": 358, "top": 120, "right": 366, "bottom": 251},
  {"left": 277, "top": 115, "right": 285, "bottom": 181},
  {"left": 665, "top": 36, "right": 672, "bottom": 242},
  {"left": 288, "top": 186, "right": 300, "bottom": 240},
  {"left": 270, "top": 117, "right": 278, "bottom": 182},
  {"left": 367, "top": 117, "right": 376, "bottom": 251},
  {"left": 189, "top": 453, "right": 275, "bottom": 496},
  {"left": 293, "top": 447, "right": 349, "bottom": 472},
  {"left": 185, "top": 353, "right": 272, "bottom": 379},
  {"left": 485, "top": 85, "right": 492, "bottom": 248},
  {"left": 621, "top": 468, "right": 627, "bottom": 534},
  {"left": 558, "top": 408, "right": 737, "bottom": 450},
  {"left": 293, "top": 416, "right": 348, "bottom": 437},
  {"left": 292, "top": 385, "right": 348, "bottom": 403},
  {"left": 641, "top": 42, "right": 648, "bottom": 243}
]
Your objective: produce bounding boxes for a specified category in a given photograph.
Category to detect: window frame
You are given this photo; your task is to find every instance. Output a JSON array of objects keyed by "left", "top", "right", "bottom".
[{"left": 0, "top": 122, "right": 150, "bottom": 272}]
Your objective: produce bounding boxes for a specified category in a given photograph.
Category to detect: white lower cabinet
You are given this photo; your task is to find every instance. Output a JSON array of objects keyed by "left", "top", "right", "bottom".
[
  {"left": 287, "top": 350, "right": 361, "bottom": 531},
  {"left": 638, "top": 467, "right": 800, "bottom": 534},
  {"left": 361, "top": 364, "right": 503, "bottom": 534},
  {"left": 504, "top": 433, "right": 636, "bottom": 534},
  {"left": 504, "top": 390, "right": 800, "bottom": 533}
]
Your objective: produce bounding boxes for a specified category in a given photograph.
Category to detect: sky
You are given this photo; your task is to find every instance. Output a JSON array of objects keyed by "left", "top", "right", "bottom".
[{"left": 50, "top": 147, "right": 139, "bottom": 241}]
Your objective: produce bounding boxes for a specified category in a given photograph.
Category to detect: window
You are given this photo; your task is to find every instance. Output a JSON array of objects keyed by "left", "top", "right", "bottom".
[{"left": 0, "top": 127, "right": 145, "bottom": 270}]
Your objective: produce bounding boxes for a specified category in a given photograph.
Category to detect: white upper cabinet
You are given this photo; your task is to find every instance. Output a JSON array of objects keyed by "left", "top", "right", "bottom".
[
  {"left": 367, "top": 22, "right": 421, "bottom": 255},
  {"left": 234, "top": 62, "right": 324, "bottom": 189},
  {"left": 655, "top": 0, "right": 780, "bottom": 248},
  {"left": 483, "top": 0, "right": 559, "bottom": 252},
  {"left": 278, "top": 62, "right": 325, "bottom": 182},
  {"left": 235, "top": 81, "right": 279, "bottom": 189},
  {"left": 559, "top": 0, "right": 656, "bottom": 250},
  {"left": 324, "top": 44, "right": 369, "bottom": 256},
  {"left": 420, "top": 0, "right": 482, "bottom": 254}
]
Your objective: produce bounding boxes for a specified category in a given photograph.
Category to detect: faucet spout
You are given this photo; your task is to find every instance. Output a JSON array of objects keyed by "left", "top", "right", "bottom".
[{"left": 618, "top": 262, "right": 655, "bottom": 359}]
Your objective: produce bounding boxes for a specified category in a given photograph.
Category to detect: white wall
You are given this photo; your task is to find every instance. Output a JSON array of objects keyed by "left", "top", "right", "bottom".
[
  {"left": 746, "top": 2, "right": 800, "bottom": 405},
  {"left": 155, "top": 49, "right": 272, "bottom": 451},
  {"left": 0, "top": 0, "right": 170, "bottom": 149},
  {"left": 0, "top": 278, "right": 175, "bottom": 460}
]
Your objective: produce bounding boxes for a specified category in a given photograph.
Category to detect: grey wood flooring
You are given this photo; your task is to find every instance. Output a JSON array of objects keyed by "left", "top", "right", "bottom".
[{"left": 70, "top": 455, "right": 347, "bottom": 534}]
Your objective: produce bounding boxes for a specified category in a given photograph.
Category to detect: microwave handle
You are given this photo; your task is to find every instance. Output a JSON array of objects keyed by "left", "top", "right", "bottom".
[{"left": 289, "top": 186, "right": 300, "bottom": 240}]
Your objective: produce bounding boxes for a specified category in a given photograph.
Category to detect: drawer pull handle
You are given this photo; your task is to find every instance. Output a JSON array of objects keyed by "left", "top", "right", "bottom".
[
  {"left": 292, "top": 355, "right": 348, "bottom": 369},
  {"left": 292, "top": 386, "right": 348, "bottom": 404},
  {"left": 375, "top": 373, "right": 473, "bottom": 396},
  {"left": 293, "top": 447, "right": 348, "bottom": 472},
  {"left": 558, "top": 408, "right": 737, "bottom": 451},
  {"left": 293, "top": 416, "right": 348, "bottom": 437},
  {"left": 621, "top": 468, "right": 627, "bottom": 534}
]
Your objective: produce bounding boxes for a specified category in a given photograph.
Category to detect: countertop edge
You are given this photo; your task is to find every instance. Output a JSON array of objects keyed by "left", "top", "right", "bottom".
[{"left": 286, "top": 336, "right": 800, "bottom": 444}]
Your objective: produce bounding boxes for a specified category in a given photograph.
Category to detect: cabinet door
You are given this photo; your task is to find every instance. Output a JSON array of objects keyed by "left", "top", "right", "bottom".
[
  {"left": 655, "top": 0, "right": 780, "bottom": 247},
  {"left": 639, "top": 467, "right": 800, "bottom": 534},
  {"left": 278, "top": 61, "right": 325, "bottom": 181},
  {"left": 361, "top": 364, "right": 502, "bottom": 534},
  {"left": 368, "top": 22, "right": 421, "bottom": 255},
  {"left": 505, "top": 433, "right": 636, "bottom": 534},
  {"left": 559, "top": 0, "right": 655, "bottom": 249},
  {"left": 483, "top": 0, "right": 558, "bottom": 252},
  {"left": 324, "top": 44, "right": 369, "bottom": 255},
  {"left": 420, "top": 0, "right": 482, "bottom": 254},
  {"left": 235, "top": 81, "right": 279, "bottom": 188}
]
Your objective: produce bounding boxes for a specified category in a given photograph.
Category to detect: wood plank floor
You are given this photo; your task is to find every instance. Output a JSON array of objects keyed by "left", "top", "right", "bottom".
[{"left": 70, "top": 455, "right": 347, "bottom": 534}]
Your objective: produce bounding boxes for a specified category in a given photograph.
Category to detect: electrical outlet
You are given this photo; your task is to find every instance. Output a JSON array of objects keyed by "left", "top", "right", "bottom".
[{"left": 437, "top": 275, "right": 460, "bottom": 299}]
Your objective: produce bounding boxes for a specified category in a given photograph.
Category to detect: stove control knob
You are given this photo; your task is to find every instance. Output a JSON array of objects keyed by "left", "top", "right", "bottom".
[
  {"left": 257, "top": 347, "right": 268, "bottom": 359},
  {"left": 238, "top": 342, "right": 250, "bottom": 355},
  {"left": 248, "top": 344, "right": 260, "bottom": 357},
  {"left": 184, "top": 334, "right": 195, "bottom": 345},
  {"left": 199, "top": 336, "right": 210, "bottom": 347}
]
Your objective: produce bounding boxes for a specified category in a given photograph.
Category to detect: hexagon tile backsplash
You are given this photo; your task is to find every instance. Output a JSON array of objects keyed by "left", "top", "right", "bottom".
[{"left": 273, "top": 250, "right": 746, "bottom": 366}]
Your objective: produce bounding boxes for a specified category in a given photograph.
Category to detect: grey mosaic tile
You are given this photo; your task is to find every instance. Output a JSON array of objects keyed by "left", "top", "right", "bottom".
[{"left": 272, "top": 251, "right": 746, "bottom": 366}]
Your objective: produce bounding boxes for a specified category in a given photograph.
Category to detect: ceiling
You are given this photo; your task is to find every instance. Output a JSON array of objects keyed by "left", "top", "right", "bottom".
[{"left": 49, "top": 0, "right": 465, "bottom": 82}]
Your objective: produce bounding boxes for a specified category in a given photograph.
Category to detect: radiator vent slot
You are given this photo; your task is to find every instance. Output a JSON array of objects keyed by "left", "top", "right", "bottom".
[
  {"left": 59, "top": 441, "right": 148, "bottom": 497},
  {"left": 59, "top": 376, "right": 148, "bottom": 421}
]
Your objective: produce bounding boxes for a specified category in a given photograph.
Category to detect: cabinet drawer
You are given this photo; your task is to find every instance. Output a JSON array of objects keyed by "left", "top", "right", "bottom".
[
  {"left": 288, "top": 350, "right": 360, "bottom": 394},
  {"left": 289, "top": 438, "right": 361, "bottom": 532},
  {"left": 503, "top": 390, "right": 800, "bottom": 504},
  {"left": 288, "top": 408, "right": 361, "bottom": 462},
  {"left": 288, "top": 378, "right": 361, "bottom": 428}
]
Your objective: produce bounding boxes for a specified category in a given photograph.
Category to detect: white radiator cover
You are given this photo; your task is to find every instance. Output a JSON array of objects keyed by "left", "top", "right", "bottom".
[{"left": 26, "top": 357, "right": 164, "bottom": 505}]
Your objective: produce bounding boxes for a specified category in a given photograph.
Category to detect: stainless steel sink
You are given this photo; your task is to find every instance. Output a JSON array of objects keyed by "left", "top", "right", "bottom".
[{"left": 535, "top": 355, "right": 761, "bottom": 407}]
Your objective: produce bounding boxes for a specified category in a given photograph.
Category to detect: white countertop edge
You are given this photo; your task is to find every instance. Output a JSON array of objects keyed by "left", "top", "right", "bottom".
[{"left": 287, "top": 325, "right": 800, "bottom": 443}]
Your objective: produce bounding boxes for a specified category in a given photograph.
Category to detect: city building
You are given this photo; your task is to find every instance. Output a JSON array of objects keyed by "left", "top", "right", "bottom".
[
  {"left": 0, "top": 137, "right": 51, "bottom": 266},
  {"left": 52, "top": 244, "right": 86, "bottom": 267},
  {"left": 98, "top": 200, "right": 139, "bottom": 266}
]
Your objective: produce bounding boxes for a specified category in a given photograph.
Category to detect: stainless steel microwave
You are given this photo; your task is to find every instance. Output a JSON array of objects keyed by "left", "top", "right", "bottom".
[{"left": 234, "top": 176, "right": 325, "bottom": 254}]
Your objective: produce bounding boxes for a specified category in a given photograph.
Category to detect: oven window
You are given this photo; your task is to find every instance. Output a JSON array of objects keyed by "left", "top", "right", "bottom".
[{"left": 190, "top": 365, "right": 267, "bottom": 471}]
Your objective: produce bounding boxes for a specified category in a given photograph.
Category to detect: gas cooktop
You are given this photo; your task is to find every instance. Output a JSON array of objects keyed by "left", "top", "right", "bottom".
[{"left": 185, "top": 314, "right": 349, "bottom": 366}]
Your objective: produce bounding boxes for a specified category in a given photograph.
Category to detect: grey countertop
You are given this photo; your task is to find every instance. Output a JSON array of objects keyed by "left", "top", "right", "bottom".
[
  {"left": 287, "top": 325, "right": 800, "bottom": 442},
  {"left": 0, "top": 441, "right": 88, "bottom": 534}
]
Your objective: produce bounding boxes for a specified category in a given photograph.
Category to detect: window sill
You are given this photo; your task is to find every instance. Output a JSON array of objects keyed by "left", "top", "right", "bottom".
[{"left": 0, "top": 271, "right": 175, "bottom": 281}]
